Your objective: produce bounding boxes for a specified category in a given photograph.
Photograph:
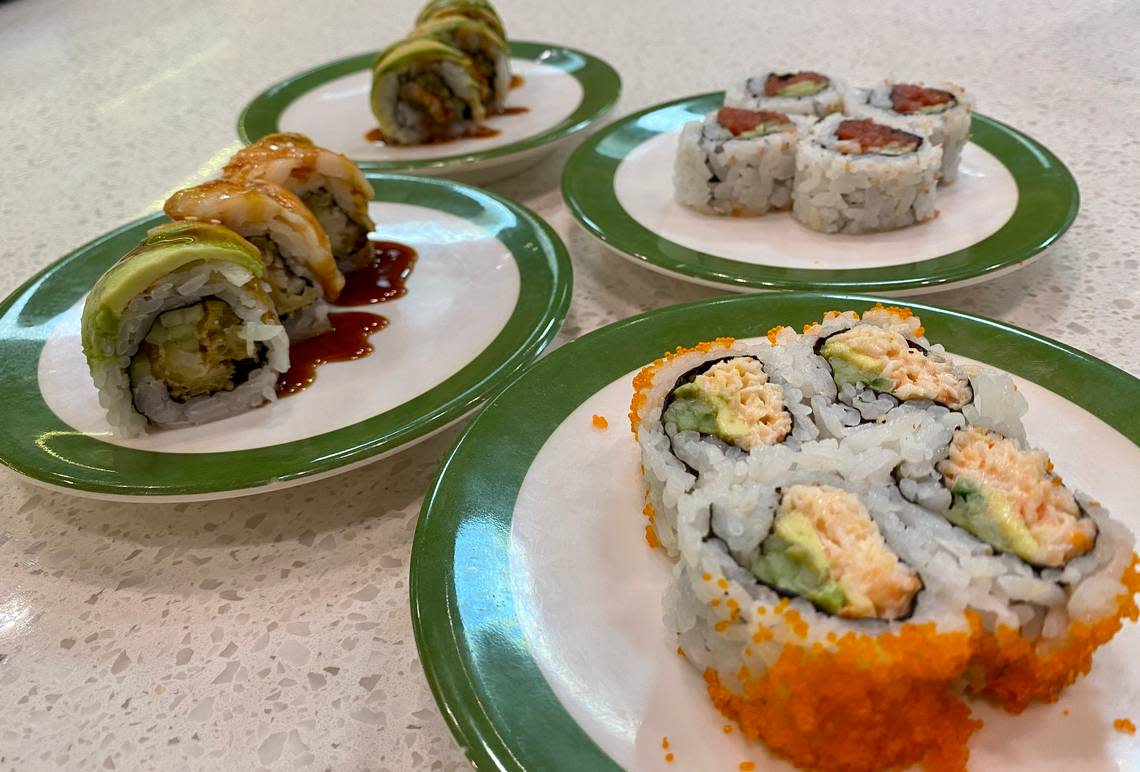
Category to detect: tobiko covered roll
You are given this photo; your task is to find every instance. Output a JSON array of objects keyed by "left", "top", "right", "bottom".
[
  {"left": 164, "top": 179, "right": 343, "bottom": 338},
  {"left": 81, "top": 222, "right": 290, "bottom": 436},
  {"left": 410, "top": 16, "right": 510, "bottom": 113},
  {"left": 724, "top": 68, "right": 845, "bottom": 118},
  {"left": 630, "top": 305, "right": 1140, "bottom": 771},
  {"left": 415, "top": 0, "right": 505, "bottom": 40},
  {"left": 793, "top": 114, "right": 941, "bottom": 234},
  {"left": 224, "top": 132, "right": 376, "bottom": 272},
  {"left": 370, "top": 38, "right": 487, "bottom": 145},
  {"left": 674, "top": 107, "right": 809, "bottom": 216},
  {"left": 845, "top": 81, "right": 973, "bottom": 184}
]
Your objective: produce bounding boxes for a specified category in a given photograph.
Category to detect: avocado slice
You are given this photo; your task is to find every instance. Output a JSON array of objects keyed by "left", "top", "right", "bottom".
[
  {"left": 820, "top": 339, "right": 893, "bottom": 392},
  {"left": 751, "top": 511, "right": 846, "bottom": 614},
  {"left": 81, "top": 222, "right": 263, "bottom": 369},
  {"left": 946, "top": 480, "right": 1042, "bottom": 564},
  {"left": 662, "top": 382, "right": 751, "bottom": 445},
  {"left": 778, "top": 80, "right": 827, "bottom": 98}
]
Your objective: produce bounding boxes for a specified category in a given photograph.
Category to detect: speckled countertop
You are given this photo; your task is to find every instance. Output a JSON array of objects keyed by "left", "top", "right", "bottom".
[{"left": 2, "top": 0, "right": 1139, "bottom": 768}]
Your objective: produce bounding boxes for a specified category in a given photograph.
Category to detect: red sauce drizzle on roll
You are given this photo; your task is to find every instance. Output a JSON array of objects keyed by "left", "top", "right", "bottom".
[
  {"left": 889, "top": 84, "right": 955, "bottom": 114},
  {"left": 835, "top": 119, "right": 922, "bottom": 154},
  {"left": 276, "top": 312, "right": 388, "bottom": 397},
  {"left": 764, "top": 71, "right": 829, "bottom": 97},
  {"left": 335, "top": 241, "right": 417, "bottom": 306},
  {"left": 717, "top": 107, "right": 792, "bottom": 137}
]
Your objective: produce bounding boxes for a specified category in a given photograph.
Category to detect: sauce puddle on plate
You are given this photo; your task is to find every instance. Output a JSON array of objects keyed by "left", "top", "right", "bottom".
[{"left": 276, "top": 241, "right": 417, "bottom": 396}]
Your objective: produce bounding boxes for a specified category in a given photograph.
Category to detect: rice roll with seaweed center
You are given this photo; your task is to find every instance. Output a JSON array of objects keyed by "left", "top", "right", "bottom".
[
  {"left": 846, "top": 80, "right": 973, "bottom": 184},
  {"left": 415, "top": 0, "right": 505, "bottom": 40},
  {"left": 752, "top": 485, "right": 922, "bottom": 619},
  {"left": 224, "top": 133, "right": 376, "bottom": 272},
  {"left": 164, "top": 180, "right": 343, "bottom": 339},
  {"left": 81, "top": 222, "right": 290, "bottom": 436},
  {"left": 793, "top": 113, "right": 941, "bottom": 234},
  {"left": 674, "top": 108, "right": 809, "bottom": 216},
  {"left": 371, "top": 38, "right": 487, "bottom": 145},
  {"left": 725, "top": 68, "right": 845, "bottom": 117},
  {"left": 410, "top": 17, "right": 510, "bottom": 113}
]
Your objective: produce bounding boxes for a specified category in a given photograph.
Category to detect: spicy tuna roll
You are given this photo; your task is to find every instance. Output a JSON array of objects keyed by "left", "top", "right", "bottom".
[
  {"left": 674, "top": 107, "right": 809, "bottom": 216},
  {"left": 793, "top": 114, "right": 941, "bottom": 234},
  {"left": 724, "top": 68, "right": 845, "bottom": 117},
  {"left": 370, "top": 38, "right": 487, "bottom": 145},
  {"left": 224, "top": 133, "right": 376, "bottom": 272},
  {"left": 845, "top": 80, "right": 973, "bottom": 184},
  {"left": 81, "top": 222, "right": 290, "bottom": 436}
]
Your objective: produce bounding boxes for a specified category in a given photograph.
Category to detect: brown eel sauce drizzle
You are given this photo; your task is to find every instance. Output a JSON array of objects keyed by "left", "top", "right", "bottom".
[{"left": 364, "top": 74, "right": 528, "bottom": 142}]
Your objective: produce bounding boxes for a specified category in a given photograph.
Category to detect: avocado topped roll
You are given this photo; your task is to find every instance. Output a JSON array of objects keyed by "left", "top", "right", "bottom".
[
  {"left": 164, "top": 180, "right": 344, "bottom": 338},
  {"left": 370, "top": 38, "right": 487, "bottom": 145},
  {"left": 662, "top": 356, "right": 793, "bottom": 450},
  {"left": 751, "top": 485, "right": 922, "bottom": 619},
  {"left": 82, "top": 222, "right": 290, "bottom": 436},
  {"left": 410, "top": 16, "right": 510, "bottom": 113},
  {"left": 817, "top": 323, "right": 973, "bottom": 411},
  {"left": 224, "top": 133, "right": 376, "bottom": 272},
  {"left": 415, "top": 0, "right": 505, "bottom": 40},
  {"left": 936, "top": 427, "right": 1097, "bottom": 568}
]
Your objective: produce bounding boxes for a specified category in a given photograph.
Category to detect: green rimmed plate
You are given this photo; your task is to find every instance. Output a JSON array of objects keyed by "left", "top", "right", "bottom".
[
  {"left": 412, "top": 292, "right": 1140, "bottom": 770},
  {"left": 562, "top": 93, "right": 1079, "bottom": 295},
  {"left": 238, "top": 42, "right": 620, "bottom": 185},
  {"left": 0, "top": 174, "right": 571, "bottom": 501}
]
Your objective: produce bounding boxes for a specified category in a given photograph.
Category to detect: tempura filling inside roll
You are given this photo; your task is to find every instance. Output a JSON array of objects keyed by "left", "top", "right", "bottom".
[
  {"left": 298, "top": 189, "right": 371, "bottom": 268},
  {"left": 937, "top": 427, "right": 1098, "bottom": 568},
  {"left": 816, "top": 324, "right": 972, "bottom": 409},
  {"left": 662, "top": 356, "right": 792, "bottom": 450},
  {"left": 395, "top": 65, "right": 480, "bottom": 137},
  {"left": 245, "top": 236, "right": 322, "bottom": 316},
  {"left": 747, "top": 485, "right": 922, "bottom": 620}
]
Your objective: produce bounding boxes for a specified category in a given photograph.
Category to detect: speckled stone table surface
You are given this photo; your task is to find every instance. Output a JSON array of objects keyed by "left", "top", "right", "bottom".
[{"left": 3, "top": 0, "right": 1139, "bottom": 768}]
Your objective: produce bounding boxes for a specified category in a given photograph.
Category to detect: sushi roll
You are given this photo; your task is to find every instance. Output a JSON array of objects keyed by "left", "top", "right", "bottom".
[
  {"left": 370, "top": 38, "right": 487, "bottom": 145},
  {"left": 792, "top": 114, "right": 942, "bottom": 234},
  {"left": 164, "top": 180, "right": 344, "bottom": 339},
  {"left": 415, "top": 0, "right": 505, "bottom": 40},
  {"left": 81, "top": 222, "right": 290, "bottom": 436},
  {"left": 410, "top": 17, "right": 510, "bottom": 114},
  {"left": 674, "top": 108, "right": 809, "bottom": 217},
  {"left": 224, "top": 132, "right": 376, "bottom": 272},
  {"left": 633, "top": 304, "right": 1140, "bottom": 769},
  {"left": 724, "top": 68, "right": 845, "bottom": 118},
  {"left": 845, "top": 81, "right": 973, "bottom": 184}
]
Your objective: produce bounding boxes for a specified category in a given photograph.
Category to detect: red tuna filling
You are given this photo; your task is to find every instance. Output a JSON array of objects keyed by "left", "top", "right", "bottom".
[
  {"left": 835, "top": 119, "right": 922, "bottom": 154},
  {"left": 890, "top": 84, "right": 955, "bottom": 114},
  {"left": 764, "top": 71, "right": 830, "bottom": 97},
  {"left": 716, "top": 107, "right": 792, "bottom": 136}
]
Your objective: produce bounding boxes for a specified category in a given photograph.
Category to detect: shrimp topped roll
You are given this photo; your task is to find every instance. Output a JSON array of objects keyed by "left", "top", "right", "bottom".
[
  {"left": 165, "top": 180, "right": 343, "bottom": 338},
  {"left": 370, "top": 38, "right": 487, "bottom": 145},
  {"left": 224, "top": 133, "right": 376, "bottom": 272},
  {"left": 81, "top": 222, "right": 290, "bottom": 436}
]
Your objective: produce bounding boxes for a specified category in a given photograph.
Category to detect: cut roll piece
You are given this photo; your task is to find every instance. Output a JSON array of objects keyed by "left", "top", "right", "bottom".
[
  {"left": 724, "top": 68, "right": 845, "bottom": 117},
  {"left": 410, "top": 17, "right": 510, "bottom": 113},
  {"left": 224, "top": 132, "right": 376, "bottom": 272},
  {"left": 415, "top": 0, "right": 505, "bottom": 41},
  {"left": 673, "top": 107, "right": 809, "bottom": 216},
  {"left": 164, "top": 179, "right": 344, "bottom": 339},
  {"left": 792, "top": 113, "right": 942, "bottom": 234},
  {"left": 370, "top": 38, "right": 487, "bottom": 145},
  {"left": 81, "top": 222, "right": 290, "bottom": 436},
  {"left": 845, "top": 80, "right": 973, "bottom": 184}
]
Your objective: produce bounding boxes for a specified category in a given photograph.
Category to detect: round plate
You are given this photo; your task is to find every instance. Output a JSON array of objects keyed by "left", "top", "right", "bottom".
[
  {"left": 238, "top": 42, "right": 620, "bottom": 184},
  {"left": 562, "top": 93, "right": 1079, "bottom": 295},
  {"left": 412, "top": 292, "right": 1139, "bottom": 771},
  {"left": 0, "top": 174, "right": 571, "bottom": 501}
]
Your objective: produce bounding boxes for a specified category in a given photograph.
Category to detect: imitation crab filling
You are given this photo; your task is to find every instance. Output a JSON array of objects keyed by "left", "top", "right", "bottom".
[
  {"left": 818, "top": 324, "right": 972, "bottom": 409},
  {"left": 890, "top": 84, "right": 956, "bottom": 115},
  {"left": 716, "top": 107, "right": 794, "bottom": 138},
  {"left": 749, "top": 485, "right": 922, "bottom": 619},
  {"left": 763, "top": 71, "right": 830, "bottom": 98},
  {"left": 132, "top": 300, "right": 263, "bottom": 402},
  {"left": 661, "top": 357, "right": 792, "bottom": 450},
  {"left": 938, "top": 427, "right": 1097, "bottom": 567},
  {"left": 834, "top": 118, "right": 922, "bottom": 156}
]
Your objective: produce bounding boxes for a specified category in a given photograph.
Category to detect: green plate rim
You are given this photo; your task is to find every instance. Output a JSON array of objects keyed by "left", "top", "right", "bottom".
[
  {"left": 561, "top": 92, "right": 1080, "bottom": 293},
  {"left": 0, "top": 173, "right": 572, "bottom": 497},
  {"left": 411, "top": 291, "right": 1140, "bottom": 770},
  {"left": 237, "top": 41, "right": 621, "bottom": 173}
]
